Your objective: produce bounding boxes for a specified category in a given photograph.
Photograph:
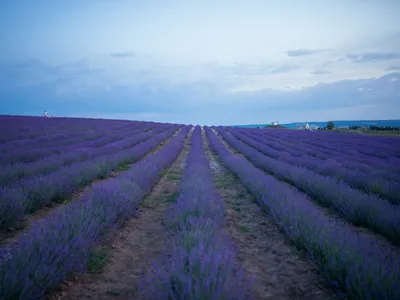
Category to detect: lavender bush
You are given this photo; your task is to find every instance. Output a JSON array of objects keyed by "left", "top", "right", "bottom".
[
  {"left": 0, "top": 123, "right": 159, "bottom": 167},
  {"left": 228, "top": 129, "right": 400, "bottom": 204},
  {"left": 0, "top": 118, "right": 164, "bottom": 165},
  {"left": 141, "top": 126, "right": 250, "bottom": 300},
  {"left": 247, "top": 127, "right": 400, "bottom": 181},
  {"left": 0, "top": 126, "right": 190, "bottom": 300},
  {"left": 0, "top": 126, "right": 164, "bottom": 186},
  {"left": 0, "top": 126, "right": 178, "bottom": 228},
  {"left": 215, "top": 127, "right": 400, "bottom": 245},
  {"left": 205, "top": 126, "right": 400, "bottom": 300},
  {"left": 0, "top": 116, "right": 142, "bottom": 146},
  {"left": 243, "top": 128, "right": 400, "bottom": 176}
]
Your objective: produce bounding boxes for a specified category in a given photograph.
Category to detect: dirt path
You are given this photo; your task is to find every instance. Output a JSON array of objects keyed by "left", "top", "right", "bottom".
[
  {"left": 47, "top": 130, "right": 191, "bottom": 300},
  {"left": 203, "top": 129, "right": 338, "bottom": 300},
  {"left": 0, "top": 129, "right": 181, "bottom": 245}
]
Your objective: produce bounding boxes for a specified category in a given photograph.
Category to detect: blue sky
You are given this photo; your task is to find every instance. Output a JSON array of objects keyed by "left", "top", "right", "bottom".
[{"left": 0, "top": 0, "right": 399, "bottom": 125}]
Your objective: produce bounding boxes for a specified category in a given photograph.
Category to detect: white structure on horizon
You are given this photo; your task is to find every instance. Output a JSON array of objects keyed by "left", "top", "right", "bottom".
[
  {"left": 271, "top": 121, "right": 279, "bottom": 126},
  {"left": 44, "top": 111, "right": 54, "bottom": 118},
  {"left": 296, "top": 121, "right": 312, "bottom": 130}
]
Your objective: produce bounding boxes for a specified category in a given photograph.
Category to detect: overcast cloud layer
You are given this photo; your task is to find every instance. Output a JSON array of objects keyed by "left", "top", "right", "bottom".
[{"left": 1, "top": 0, "right": 399, "bottom": 125}]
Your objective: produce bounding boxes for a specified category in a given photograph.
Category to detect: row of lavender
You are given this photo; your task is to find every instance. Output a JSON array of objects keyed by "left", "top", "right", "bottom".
[
  {"left": 214, "top": 127, "right": 400, "bottom": 245},
  {"left": 141, "top": 126, "right": 249, "bottom": 299},
  {"left": 263, "top": 127, "right": 400, "bottom": 160},
  {"left": 0, "top": 116, "right": 172, "bottom": 146},
  {"left": 0, "top": 121, "right": 156, "bottom": 166},
  {"left": 0, "top": 125, "right": 179, "bottom": 229},
  {"left": 0, "top": 126, "right": 191, "bottom": 300},
  {"left": 227, "top": 129, "right": 400, "bottom": 204},
  {"left": 0, "top": 116, "right": 139, "bottom": 148},
  {"left": 238, "top": 128, "right": 400, "bottom": 177},
  {"left": 260, "top": 128, "right": 400, "bottom": 198},
  {"left": 205, "top": 126, "right": 400, "bottom": 300},
  {"left": 0, "top": 116, "right": 115, "bottom": 143},
  {"left": 278, "top": 129, "right": 400, "bottom": 176},
  {"left": 0, "top": 124, "right": 156, "bottom": 186},
  {"left": 239, "top": 128, "right": 400, "bottom": 184},
  {"left": 255, "top": 128, "right": 400, "bottom": 171}
]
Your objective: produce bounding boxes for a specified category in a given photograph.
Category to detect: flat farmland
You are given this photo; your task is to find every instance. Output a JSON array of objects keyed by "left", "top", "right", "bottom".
[{"left": 0, "top": 116, "right": 399, "bottom": 300}]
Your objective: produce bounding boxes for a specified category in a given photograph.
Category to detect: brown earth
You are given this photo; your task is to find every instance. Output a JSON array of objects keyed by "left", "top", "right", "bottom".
[
  {"left": 47, "top": 129, "right": 192, "bottom": 300},
  {"left": 0, "top": 129, "right": 181, "bottom": 245},
  {"left": 203, "top": 129, "right": 339, "bottom": 300}
]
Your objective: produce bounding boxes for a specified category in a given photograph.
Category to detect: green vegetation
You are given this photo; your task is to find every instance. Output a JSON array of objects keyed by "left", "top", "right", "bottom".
[
  {"left": 263, "top": 124, "right": 288, "bottom": 129},
  {"left": 326, "top": 121, "right": 335, "bottom": 130},
  {"left": 87, "top": 248, "right": 111, "bottom": 273},
  {"left": 115, "top": 163, "right": 131, "bottom": 172},
  {"left": 166, "top": 191, "right": 180, "bottom": 203},
  {"left": 239, "top": 225, "right": 249, "bottom": 232}
]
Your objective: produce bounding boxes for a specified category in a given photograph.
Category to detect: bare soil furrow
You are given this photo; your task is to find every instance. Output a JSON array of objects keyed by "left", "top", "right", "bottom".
[
  {"left": 203, "top": 129, "right": 338, "bottom": 300},
  {"left": 47, "top": 129, "right": 191, "bottom": 300}
]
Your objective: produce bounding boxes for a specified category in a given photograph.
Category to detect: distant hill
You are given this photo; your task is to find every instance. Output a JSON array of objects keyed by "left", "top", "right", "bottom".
[{"left": 232, "top": 119, "right": 400, "bottom": 129}]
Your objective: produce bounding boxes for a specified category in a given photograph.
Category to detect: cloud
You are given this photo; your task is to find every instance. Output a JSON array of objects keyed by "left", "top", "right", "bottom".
[
  {"left": 351, "top": 31, "right": 400, "bottom": 54},
  {"left": 1, "top": 56, "right": 399, "bottom": 125},
  {"left": 109, "top": 51, "right": 136, "bottom": 58},
  {"left": 311, "top": 70, "right": 332, "bottom": 75},
  {"left": 286, "top": 49, "right": 330, "bottom": 57},
  {"left": 388, "top": 66, "right": 400, "bottom": 71},
  {"left": 221, "top": 63, "right": 273, "bottom": 77},
  {"left": 65, "top": 111, "right": 179, "bottom": 124},
  {"left": 0, "top": 58, "right": 109, "bottom": 90},
  {"left": 319, "top": 58, "right": 347, "bottom": 68},
  {"left": 12, "top": 58, "right": 51, "bottom": 70},
  {"left": 346, "top": 52, "right": 400, "bottom": 63},
  {"left": 269, "top": 65, "right": 300, "bottom": 74},
  {"left": 204, "top": 63, "right": 303, "bottom": 80}
]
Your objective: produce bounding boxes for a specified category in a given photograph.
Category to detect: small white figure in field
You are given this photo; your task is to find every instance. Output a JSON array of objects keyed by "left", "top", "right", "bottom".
[{"left": 44, "top": 111, "right": 55, "bottom": 118}]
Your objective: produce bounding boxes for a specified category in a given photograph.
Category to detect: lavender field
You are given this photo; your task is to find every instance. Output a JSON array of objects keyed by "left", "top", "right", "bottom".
[{"left": 0, "top": 115, "right": 399, "bottom": 300}]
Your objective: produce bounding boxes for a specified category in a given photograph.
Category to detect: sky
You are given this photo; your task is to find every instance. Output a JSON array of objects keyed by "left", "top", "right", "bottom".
[{"left": 0, "top": 0, "right": 399, "bottom": 125}]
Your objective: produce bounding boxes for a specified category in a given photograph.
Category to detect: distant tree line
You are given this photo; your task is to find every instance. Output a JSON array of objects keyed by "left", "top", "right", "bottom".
[
  {"left": 349, "top": 126, "right": 365, "bottom": 130},
  {"left": 318, "top": 121, "right": 335, "bottom": 130},
  {"left": 349, "top": 125, "right": 400, "bottom": 131},
  {"left": 326, "top": 121, "right": 335, "bottom": 130},
  {"left": 368, "top": 125, "right": 400, "bottom": 131},
  {"left": 305, "top": 122, "right": 399, "bottom": 132}
]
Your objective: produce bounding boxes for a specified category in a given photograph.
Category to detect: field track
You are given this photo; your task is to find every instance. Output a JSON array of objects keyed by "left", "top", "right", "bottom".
[{"left": 203, "top": 130, "right": 337, "bottom": 300}]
